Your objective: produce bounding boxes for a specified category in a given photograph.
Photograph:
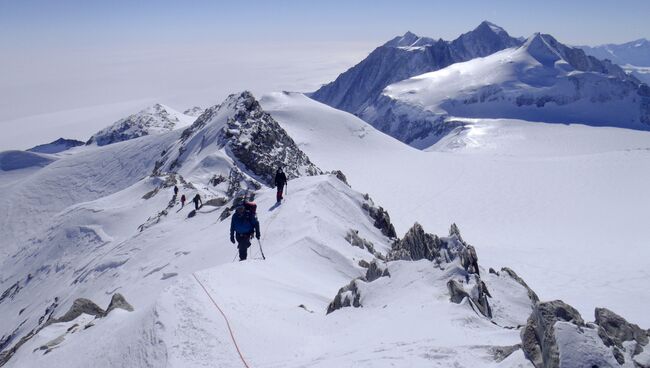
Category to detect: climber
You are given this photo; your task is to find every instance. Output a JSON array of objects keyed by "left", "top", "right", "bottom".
[
  {"left": 274, "top": 167, "right": 287, "bottom": 203},
  {"left": 192, "top": 193, "right": 202, "bottom": 210},
  {"left": 230, "top": 202, "right": 260, "bottom": 261},
  {"left": 180, "top": 194, "right": 186, "bottom": 208},
  {"left": 173, "top": 185, "right": 179, "bottom": 197}
]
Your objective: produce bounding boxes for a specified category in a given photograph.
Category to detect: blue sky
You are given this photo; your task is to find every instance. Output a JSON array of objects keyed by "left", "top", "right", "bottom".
[{"left": 1, "top": 0, "right": 649, "bottom": 49}]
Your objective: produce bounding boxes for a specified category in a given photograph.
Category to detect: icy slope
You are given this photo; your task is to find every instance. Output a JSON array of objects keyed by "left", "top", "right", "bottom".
[
  {"left": 86, "top": 103, "right": 196, "bottom": 146},
  {"left": 264, "top": 92, "right": 650, "bottom": 327},
  {"left": 362, "top": 33, "right": 650, "bottom": 148}
]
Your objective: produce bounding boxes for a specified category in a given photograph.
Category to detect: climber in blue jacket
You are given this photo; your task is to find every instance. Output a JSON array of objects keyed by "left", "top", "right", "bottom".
[{"left": 229, "top": 203, "right": 260, "bottom": 261}]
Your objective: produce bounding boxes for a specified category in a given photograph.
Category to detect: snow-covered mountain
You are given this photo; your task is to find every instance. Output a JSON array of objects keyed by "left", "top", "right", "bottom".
[
  {"left": 579, "top": 39, "right": 650, "bottom": 84},
  {"left": 579, "top": 39, "right": 650, "bottom": 67},
  {"left": 27, "top": 138, "right": 84, "bottom": 154},
  {"left": 359, "top": 33, "right": 650, "bottom": 148},
  {"left": 183, "top": 106, "right": 205, "bottom": 117},
  {"left": 310, "top": 21, "right": 522, "bottom": 116},
  {"left": 86, "top": 104, "right": 196, "bottom": 146}
]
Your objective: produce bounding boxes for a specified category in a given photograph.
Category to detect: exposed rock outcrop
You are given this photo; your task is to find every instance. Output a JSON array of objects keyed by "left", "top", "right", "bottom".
[
  {"left": 51, "top": 298, "right": 105, "bottom": 324},
  {"left": 501, "top": 267, "right": 540, "bottom": 304},
  {"left": 326, "top": 280, "right": 362, "bottom": 314},
  {"left": 344, "top": 229, "right": 384, "bottom": 260},
  {"left": 363, "top": 260, "right": 390, "bottom": 283},
  {"left": 330, "top": 170, "right": 350, "bottom": 187},
  {"left": 218, "top": 92, "right": 322, "bottom": 186},
  {"left": 518, "top": 300, "right": 649, "bottom": 368},
  {"left": 447, "top": 277, "right": 492, "bottom": 318},
  {"left": 521, "top": 300, "right": 585, "bottom": 368},
  {"left": 361, "top": 194, "right": 396, "bottom": 238},
  {"left": 389, "top": 223, "right": 479, "bottom": 276},
  {"left": 105, "top": 293, "right": 134, "bottom": 314}
]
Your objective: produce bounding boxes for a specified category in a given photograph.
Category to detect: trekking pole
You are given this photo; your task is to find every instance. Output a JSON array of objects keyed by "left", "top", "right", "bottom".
[{"left": 256, "top": 239, "right": 266, "bottom": 260}]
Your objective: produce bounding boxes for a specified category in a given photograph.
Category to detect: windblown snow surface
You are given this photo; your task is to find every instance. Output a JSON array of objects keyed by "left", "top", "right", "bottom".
[
  {"left": 1, "top": 89, "right": 649, "bottom": 367},
  {"left": 261, "top": 91, "right": 650, "bottom": 327}
]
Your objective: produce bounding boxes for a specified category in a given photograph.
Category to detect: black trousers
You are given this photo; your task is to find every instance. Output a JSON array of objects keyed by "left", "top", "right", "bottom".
[{"left": 236, "top": 233, "right": 252, "bottom": 260}]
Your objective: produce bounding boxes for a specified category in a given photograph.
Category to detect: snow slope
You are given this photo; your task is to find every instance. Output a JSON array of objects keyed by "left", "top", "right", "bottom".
[
  {"left": 0, "top": 172, "right": 539, "bottom": 367},
  {"left": 362, "top": 33, "right": 650, "bottom": 149},
  {"left": 1, "top": 89, "right": 648, "bottom": 367},
  {"left": 263, "top": 91, "right": 650, "bottom": 327}
]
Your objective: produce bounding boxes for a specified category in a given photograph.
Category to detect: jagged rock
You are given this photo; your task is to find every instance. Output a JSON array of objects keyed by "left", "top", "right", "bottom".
[
  {"left": 489, "top": 267, "right": 498, "bottom": 275},
  {"left": 389, "top": 222, "right": 441, "bottom": 261},
  {"left": 460, "top": 243, "right": 480, "bottom": 276},
  {"left": 520, "top": 300, "right": 585, "bottom": 368},
  {"left": 330, "top": 170, "right": 350, "bottom": 186},
  {"left": 105, "top": 293, "right": 134, "bottom": 314},
  {"left": 344, "top": 229, "right": 381, "bottom": 257},
  {"left": 326, "top": 280, "right": 362, "bottom": 314},
  {"left": 358, "top": 260, "right": 370, "bottom": 268},
  {"left": 52, "top": 298, "right": 105, "bottom": 324},
  {"left": 219, "top": 92, "right": 322, "bottom": 186},
  {"left": 447, "top": 277, "right": 492, "bottom": 318},
  {"left": 389, "top": 223, "right": 477, "bottom": 274},
  {"left": 361, "top": 194, "right": 397, "bottom": 238},
  {"left": 595, "top": 307, "right": 649, "bottom": 365},
  {"left": 0, "top": 282, "right": 22, "bottom": 305},
  {"left": 363, "top": 260, "right": 390, "bottom": 283},
  {"left": 492, "top": 344, "right": 521, "bottom": 362},
  {"left": 501, "top": 267, "right": 540, "bottom": 304},
  {"left": 596, "top": 307, "right": 649, "bottom": 346}
]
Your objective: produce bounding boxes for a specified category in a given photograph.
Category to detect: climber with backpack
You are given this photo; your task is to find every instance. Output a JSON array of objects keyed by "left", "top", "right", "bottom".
[
  {"left": 230, "top": 200, "right": 260, "bottom": 261},
  {"left": 192, "top": 193, "right": 202, "bottom": 210},
  {"left": 274, "top": 167, "right": 287, "bottom": 203},
  {"left": 180, "top": 194, "right": 186, "bottom": 208}
]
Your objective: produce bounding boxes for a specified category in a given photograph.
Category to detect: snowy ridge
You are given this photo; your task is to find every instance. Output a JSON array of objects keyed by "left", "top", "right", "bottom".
[
  {"left": 362, "top": 33, "right": 650, "bottom": 148},
  {"left": 27, "top": 138, "right": 84, "bottom": 154},
  {"left": 157, "top": 91, "right": 321, "bottom": 189},
  {"left": 86, "top": 103, "right": 196, "bottom": 146},
  {"left": 263, "top": 92, "right": 650, "bottom": 333}
]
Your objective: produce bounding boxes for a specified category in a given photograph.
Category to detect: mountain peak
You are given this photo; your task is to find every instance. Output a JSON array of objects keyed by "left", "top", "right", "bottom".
[
  {"left": 521, "top": 33, "right": 564, "bottom": 66},
  {"left": 475, "top": 20, "right": 507, "bottom": 35},
  {"left": 383, "top": 31, "right": 434, "bottom": 48}
]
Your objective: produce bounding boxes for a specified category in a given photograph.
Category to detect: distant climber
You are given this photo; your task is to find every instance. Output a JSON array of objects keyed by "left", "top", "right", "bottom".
[
  {"left": 230, "top": 202, "right": 260, "bottom": 261},
  {"left": 173, "top": 185, "right": 179, "bottom": 197},
  {"left": 180, "top": 194, "right": 186, "bottom": 208},
  {"left": 274, "top": 168, "right": 287, "bottom": 203},
  {"left": 192, "top": 194, "right": 202, "bottom": 210}
]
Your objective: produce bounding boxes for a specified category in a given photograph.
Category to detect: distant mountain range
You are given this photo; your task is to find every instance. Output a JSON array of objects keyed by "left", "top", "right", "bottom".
[
  {"left": 312, "top": 22, "right": 650, "bottom": 148},
  {"left": 579, "top": 39, "right": 650, "bottom": 84},
  {"left": 310, "top": 21, "right": 522, "bottom": 116}
]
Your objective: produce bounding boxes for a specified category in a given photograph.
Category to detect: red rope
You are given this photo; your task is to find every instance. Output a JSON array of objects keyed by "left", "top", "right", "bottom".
[{"left": 192, "top": 273, "right": 252, "bottom": 368}]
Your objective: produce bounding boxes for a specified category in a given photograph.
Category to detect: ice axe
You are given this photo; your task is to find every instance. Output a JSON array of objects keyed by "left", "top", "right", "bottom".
[{"left": 256, "top": 238, "right": 266, "bottom": 260}]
